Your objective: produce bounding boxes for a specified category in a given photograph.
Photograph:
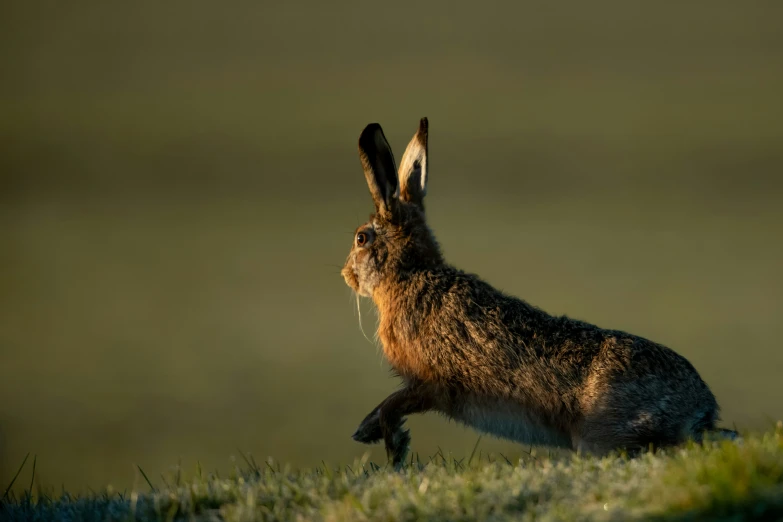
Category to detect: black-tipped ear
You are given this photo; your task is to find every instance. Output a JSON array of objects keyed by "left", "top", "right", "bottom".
[
  {"left": 358, "top": 123, "right": 399, "bottom": 215},
  {"left": 398, "top": 117, "right": 428, "bottom": 209}
]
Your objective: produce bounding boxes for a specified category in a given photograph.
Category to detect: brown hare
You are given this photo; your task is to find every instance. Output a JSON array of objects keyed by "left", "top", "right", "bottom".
[{"left": 342, "top": 118, "right": 737, "bottom": 467}]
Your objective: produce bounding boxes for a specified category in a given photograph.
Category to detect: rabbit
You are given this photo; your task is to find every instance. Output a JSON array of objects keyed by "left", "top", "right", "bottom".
[{"left": 341, "top": 117, "right": 738, "bottom": 467}]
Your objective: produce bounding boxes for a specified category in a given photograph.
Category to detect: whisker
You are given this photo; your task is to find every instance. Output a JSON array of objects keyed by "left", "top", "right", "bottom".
[
  {"left": 356, "top": 293, "right": 373, "bottom": 344},
  {"left": 323, "top": 263, "right": 344, "bottom": 274}
]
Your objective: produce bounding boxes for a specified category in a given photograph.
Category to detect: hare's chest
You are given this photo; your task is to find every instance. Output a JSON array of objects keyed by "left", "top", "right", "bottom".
[
  {"left": 378, "top": 331, "right": 435, "bottom": 381},
  {"left": 377, "top": 311, "right": 439, "bottom": 381},
  {"left": 456, "top": 398, "right": 572, "bottom": 448},
  {"left": 381, "top": 340, "right": 435, "bottom": 381}
]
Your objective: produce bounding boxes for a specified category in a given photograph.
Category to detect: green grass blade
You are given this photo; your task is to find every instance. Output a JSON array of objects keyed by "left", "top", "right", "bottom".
[
  {"left": 468, "top": 436, "right": 482, "bottom": 466},
  {"left": 136, "top": 465, "right": 155, "bottom": 492},
  {"left": 1, "top": 452, "right": 29, "bottom": 501},
  {"left": 28, "top": 454, "right": 37, "bottom": 498}
]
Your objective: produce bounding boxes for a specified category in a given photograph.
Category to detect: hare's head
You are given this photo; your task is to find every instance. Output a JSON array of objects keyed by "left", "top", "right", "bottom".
[{"left": 342, "top": 118, "right": 443, "bottom": 298}]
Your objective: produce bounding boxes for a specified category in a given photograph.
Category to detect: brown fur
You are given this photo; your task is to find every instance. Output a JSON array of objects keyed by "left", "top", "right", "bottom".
[{"left": 342, "top": 118, "right": 736, "bottom": 467}]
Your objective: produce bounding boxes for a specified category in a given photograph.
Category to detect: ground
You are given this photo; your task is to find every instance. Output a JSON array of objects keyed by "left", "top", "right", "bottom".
[{"left": 2, "top": 425, "right": 782, "bottom": 522}]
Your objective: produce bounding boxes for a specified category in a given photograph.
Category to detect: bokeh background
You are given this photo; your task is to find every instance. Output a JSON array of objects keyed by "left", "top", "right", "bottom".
[{"left": 2, "top": 1, "right": 782, "bottom": 493}]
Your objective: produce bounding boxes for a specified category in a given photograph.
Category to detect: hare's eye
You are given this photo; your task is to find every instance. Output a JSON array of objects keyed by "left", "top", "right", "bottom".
[{"left": 356, "top": 232, "right": 368, "bottom": 247}]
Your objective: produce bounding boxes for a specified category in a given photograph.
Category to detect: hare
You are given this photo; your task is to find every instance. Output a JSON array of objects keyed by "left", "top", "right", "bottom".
[{"left": 342, "top": 118, "right": 736, "bottom": 467}]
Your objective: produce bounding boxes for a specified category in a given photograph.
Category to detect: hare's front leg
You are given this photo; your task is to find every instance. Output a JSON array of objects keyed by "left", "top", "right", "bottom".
[
  {"left": 352, "top": 385, "right": 434, "bottom": 468},
  {"left": 352, "top": 402, "right": 384, "bottom": 444}
]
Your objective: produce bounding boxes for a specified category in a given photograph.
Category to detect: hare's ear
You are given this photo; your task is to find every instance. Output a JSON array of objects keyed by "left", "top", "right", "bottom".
[
  {"left": 398, "top": 117, "right": 428, "bottom": 209},
  {"left": 358, "top": 123, "right": 399, "bottom": 215}
]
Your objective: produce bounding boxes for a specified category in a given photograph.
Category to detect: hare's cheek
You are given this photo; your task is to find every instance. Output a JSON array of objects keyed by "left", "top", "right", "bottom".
[
  {"left": 353, "top": 249, "right": 369, "bottom": 268},
  {"left": 352, "top": 253, "right": 377, "bottom": 296}
]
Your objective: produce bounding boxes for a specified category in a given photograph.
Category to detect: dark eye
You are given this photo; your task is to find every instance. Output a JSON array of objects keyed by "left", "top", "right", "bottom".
[{"left": 356, "top": 232, "right": 368, "bottom": 247}]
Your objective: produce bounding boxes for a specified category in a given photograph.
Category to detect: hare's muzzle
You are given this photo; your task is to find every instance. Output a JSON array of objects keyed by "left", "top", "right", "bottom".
[{"left": 342, "top": 262, "right": 360, "bottom": 293}]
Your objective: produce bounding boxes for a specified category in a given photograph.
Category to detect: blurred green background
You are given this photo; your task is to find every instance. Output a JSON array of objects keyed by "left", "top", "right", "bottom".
[{"left": 1, "top": 1, "right": 782, "bottom": 493}]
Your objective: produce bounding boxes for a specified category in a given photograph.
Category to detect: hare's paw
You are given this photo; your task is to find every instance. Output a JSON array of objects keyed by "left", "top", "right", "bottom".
[
  {"left": 352, "top": 411, "right": 383, "bottom": 444},
  {"left": 387, "top": 428, "right": 411, "bottom": 469}
]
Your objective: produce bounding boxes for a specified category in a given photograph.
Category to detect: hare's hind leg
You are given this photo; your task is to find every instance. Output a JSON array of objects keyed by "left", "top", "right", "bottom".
[
  {"left": 573, "top": 414, "right": 680, "bottom": 457},
  {"left": 575, "top": 399, "right": 719, "bottom": 456},
  {"left": 574, "top": 396, "right": 706, "bottom": 456}
]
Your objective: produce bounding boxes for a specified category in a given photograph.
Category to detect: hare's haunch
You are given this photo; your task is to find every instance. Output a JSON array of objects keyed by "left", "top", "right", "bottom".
[{"left": 342, "top": 118, "right": 736, "bottom": 467}]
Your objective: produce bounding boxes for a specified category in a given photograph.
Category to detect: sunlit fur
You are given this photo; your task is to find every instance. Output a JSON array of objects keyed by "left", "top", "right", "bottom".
[{"left": 343, "top": 118, "right": 736, "bottom": 466}]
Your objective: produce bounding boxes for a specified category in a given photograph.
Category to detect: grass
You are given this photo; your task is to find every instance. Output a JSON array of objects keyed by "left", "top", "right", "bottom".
[{"left": 2, "top": 425, "right": 782, "bottom": 522}]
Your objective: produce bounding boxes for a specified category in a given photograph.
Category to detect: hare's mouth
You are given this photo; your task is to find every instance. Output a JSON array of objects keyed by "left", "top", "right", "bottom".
[{"left": 342, "top": 264, "right": 360, "bottom": 292}]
